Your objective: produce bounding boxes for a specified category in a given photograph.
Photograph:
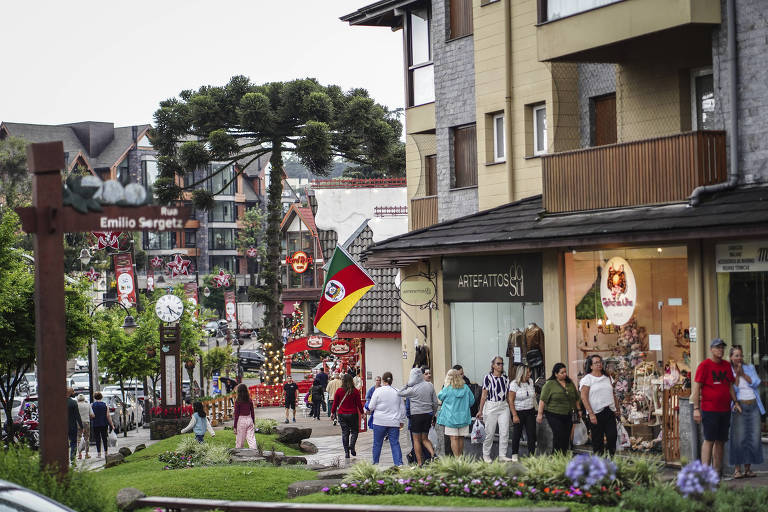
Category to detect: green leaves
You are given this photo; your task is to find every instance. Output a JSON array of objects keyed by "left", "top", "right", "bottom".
[
  {"left": 207, "top": 129, "right": 238, "bottom": 160},
  {"left": 296, "top": 121, "right": 332, "bottom": 175},
  {"left": 178, "top": 141, "right": 210, "bottom": 171},
  {"left": 239, "top": 92, "right": 273, "bottom": 133},
  {"left": 191, "top": 189, "right": 215, "bottom": 211}
]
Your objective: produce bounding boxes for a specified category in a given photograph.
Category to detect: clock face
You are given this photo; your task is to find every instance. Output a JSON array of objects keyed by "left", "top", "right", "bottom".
[{"left": 155, "top": 294, "right": 184, "bottom": 323}]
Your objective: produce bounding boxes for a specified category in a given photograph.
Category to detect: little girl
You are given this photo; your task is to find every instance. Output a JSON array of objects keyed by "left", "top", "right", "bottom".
[
  {"left": 234, "top": 383, "right": 257, "bottom": 449},
  {"left": 181, "top": 401, "right": 216, "bottom": 443}
]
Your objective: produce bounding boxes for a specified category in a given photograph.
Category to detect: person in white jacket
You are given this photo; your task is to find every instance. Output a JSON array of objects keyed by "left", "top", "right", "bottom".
[
  {"left": 181, "top": 402, "right": 216, "bottom": 443},
  {"left": 368, "top": 371, "right": 406, "bottom": 466}
]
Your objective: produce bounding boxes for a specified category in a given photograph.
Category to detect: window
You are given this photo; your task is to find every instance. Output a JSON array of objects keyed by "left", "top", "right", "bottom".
[
  {"left": 208, "top": 201, "right": 235, "bottom": 223},
  {"left": 183, "top": 169, "right": 196, "bottom": 188},
  {"left": 452, "top": 124, "right": 477, "bottom": 189},
  {"left": 590, "top": 93, "right": 617, "bottom": 147},
  {"left": 182, "top": 201, "right": 196, "bottom": 219},
  {"left": 533, "top": 105, "right": 547, "bottom": 156},
  {"left": 493, "top": 114, "right": 505, "bottom": 162},
  {"left": 450, "top": 0, "right": 473, "bottom": 39},
  {"left": 144, "top": 231, "right": 176, "bottom": 250},
  {"left": 184, "top": 230, "right": 197, "bottom": 247},
  {"left": 407, "top": 7, "right": 434, "bottom": 107},
  {"left": 425, "top": 155, "right": 437, "bottom": 196},
  {"left": 206, "top": 164, "right": 235, "bottom": 195},
  {"left": 691, "top": 69, "right": 715, "bottom": 130},
  {"left": 209, "top": 256, "right": 236, "bottom": 273},
  {"left": 141, "top": 160, "right": 159, "bottom": 196},
  {"left": 208, "top": 228, "right": 235, "bottom": 250},
  {"left": 543, "top": 0, "right": 622, "bottom": 22},
  {"left": 116, "top": 156, "right": 129, "bottom": 185}
]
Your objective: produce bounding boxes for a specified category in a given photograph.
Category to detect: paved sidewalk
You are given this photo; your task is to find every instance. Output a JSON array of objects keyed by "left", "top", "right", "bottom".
[{"left": 76, "top": 425, "right": 154, "bottom": 471}]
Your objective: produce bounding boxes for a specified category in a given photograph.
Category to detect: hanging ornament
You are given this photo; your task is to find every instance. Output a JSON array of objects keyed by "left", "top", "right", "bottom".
[
  {"left": 85, "top": 267, "right": 100, "bottom": 283},
  {"left": 167, "top": 254, "right": 191, "bottom": 277},
  {"left": 213, "top": 269, "right": 231, "bottom": 288},
  {"left": 246, "top": 247, "right": 258, "bottom": 258},
  {"left": 92, "top": 231, "right": 121, "bottom": 250},
  {"left": 150, "top": 256, "right": 164, "bottom": 268}
]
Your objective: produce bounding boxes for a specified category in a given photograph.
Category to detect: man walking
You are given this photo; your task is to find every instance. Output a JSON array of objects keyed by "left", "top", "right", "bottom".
[
  {"left": 326, "top": 373, "right": 343, "bottom": 424},
  {"left": 283, "top": 375, "right": 299, "bottom": 423},
  {"left": 316, "top": 367, "right": 329, "bottom": 413},
  {"left": 691, "top": 338, "right": 741, "bottom": 474},
  {"left": 66, "top": 387, "right": 83, "bottom": 464}
]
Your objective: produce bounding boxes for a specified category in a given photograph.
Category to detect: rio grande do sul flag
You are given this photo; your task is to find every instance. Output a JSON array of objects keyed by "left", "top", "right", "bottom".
[{"left": 313, "top": 246, "right": 375, "bottom": 337}]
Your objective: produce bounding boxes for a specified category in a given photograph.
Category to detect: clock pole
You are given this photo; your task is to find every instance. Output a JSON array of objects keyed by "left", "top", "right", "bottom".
[{"left": 159, "top": 323, "right": 182, "bottom": 410}]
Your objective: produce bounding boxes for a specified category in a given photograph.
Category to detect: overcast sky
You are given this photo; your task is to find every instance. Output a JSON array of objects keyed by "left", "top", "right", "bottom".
[{"left": 1, "top": 1, "right": 404, "bottom": 127}]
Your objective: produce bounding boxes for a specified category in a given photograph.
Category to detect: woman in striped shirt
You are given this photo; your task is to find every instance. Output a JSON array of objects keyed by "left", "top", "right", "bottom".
[{"left": 475, "top": 356, "right": 511, "bottom": 462}]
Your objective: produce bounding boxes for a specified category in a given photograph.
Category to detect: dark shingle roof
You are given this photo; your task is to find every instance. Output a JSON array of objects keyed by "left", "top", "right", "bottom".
[
  {"left": 338, "top": 222, "right": 400, "bottom": 334},
  {"left": 364, "top": 186, "right": 768, "bottom": 266}
]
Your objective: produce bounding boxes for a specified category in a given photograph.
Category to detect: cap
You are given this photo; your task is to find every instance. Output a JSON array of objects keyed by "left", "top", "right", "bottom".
[{"left": 710, "top": 338, "right": 727, "bottom": 348}]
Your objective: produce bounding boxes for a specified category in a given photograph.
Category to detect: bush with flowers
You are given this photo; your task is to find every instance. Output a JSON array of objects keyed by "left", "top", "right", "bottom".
[
  {"left": 150, "top": 405, "right": 194, "bottom": 419},
  {"left": 158, "top": 451, "right": 196, "bottom": 470}
]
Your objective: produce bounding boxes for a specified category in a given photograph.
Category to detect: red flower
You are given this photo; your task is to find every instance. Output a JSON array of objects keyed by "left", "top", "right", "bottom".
[{"left": 544, "top": 488, "right": 550, "bottom": 493}]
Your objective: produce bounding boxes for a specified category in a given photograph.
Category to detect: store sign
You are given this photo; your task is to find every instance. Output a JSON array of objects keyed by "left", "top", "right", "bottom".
[
  {"left": 442, "top": 254, "right": 542, "bottom": 302},
  {"left": 399, "top": 275, "right": 436, "bottom": 306},
  {"left": 716, "top": 241, "right": 768, "bottom": 272},
  {"left": 329, "top": 341, "right": 350, "bottom": 355},
  {"left": 286, "top": 251, "right": 313, "bottom": 273},
  {"left": 600, "top": 257, "right": 637, "bottom": 326},
  {"left": 307, "top": 335, "right": 324, "bottom": 348}
]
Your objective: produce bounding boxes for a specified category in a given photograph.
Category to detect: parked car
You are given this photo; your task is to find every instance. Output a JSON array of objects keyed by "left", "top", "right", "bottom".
[
  {"left": 237, "top": 350, "right": 265, "bottom": 371},
  {"left": 14, "top": 396, "right": 38, "bottom": 424},
  {"left": 74, "top": 357, "right": 89, "bottom": 371},
  {"left": 0, "top": 398, "right": 22, "bottom": 426},
  {"left": 67, "top": 373, "right": 90, "bottom": 394},
  {"left": 100, "top": 392, "right": 134, "bottom": 432},
  {"left": 23, "top": 373, "right": 37, "bottom": 396},
  {"left": 0, "top": 478, "right": 77, "bottom": 511}
]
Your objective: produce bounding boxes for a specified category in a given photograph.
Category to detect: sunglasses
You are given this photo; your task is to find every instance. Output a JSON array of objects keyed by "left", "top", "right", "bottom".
[{"left": 494, "top": 361, "right": 504, "bottom": 365}]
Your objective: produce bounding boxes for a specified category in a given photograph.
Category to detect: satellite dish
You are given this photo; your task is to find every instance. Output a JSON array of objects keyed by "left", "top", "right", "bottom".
[{"left": 394, "top": 269, "right": 401, "bottom": 289}]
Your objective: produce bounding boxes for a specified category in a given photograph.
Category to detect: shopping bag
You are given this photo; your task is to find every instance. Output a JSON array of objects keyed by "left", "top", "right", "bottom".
[
  {"left": 78, "top": 435, "right": 87, "bottom": 453},
  {"left": 470, "top": 419, "right": 486, "bottom": 444},
  {"left": 616, "top": 421, "right": 630, "bottom": 452},
  {"left": 108, "top": 429, "right": 117, "bottom": 448},
  {"left": 573, "top": 422, "right": 588, "bottom": 446},
  {"left": 428, "top": 426, "right": 438, "bottom": 447}
]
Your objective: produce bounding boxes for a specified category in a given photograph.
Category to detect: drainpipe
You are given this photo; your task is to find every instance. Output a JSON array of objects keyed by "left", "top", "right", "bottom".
[
  {"left": 689, "top": 0, "right": 739, "bottom": 206},
  {"left": 504, "top": 0, "right": 514, "bottom": 201}
]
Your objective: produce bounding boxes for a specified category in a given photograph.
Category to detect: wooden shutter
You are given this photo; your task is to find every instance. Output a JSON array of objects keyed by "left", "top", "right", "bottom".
[
  {"left": 425, "top": 155, "right": 437, "bottom": 196},
  {"left": 593, "top": 94, "right": 617, "bottom": 146},
  {"left": 450, "top": 0, "right": 473, "bottom": 39},
  {"left": 453, "top": 124, "right": 477, "bottom": 188}
]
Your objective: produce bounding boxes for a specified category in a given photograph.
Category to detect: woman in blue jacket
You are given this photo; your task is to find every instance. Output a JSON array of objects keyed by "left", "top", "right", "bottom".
[
  {"left": 437, "top": 369, "right": 475, "bottom": 457},
  {"left": 729, "top": 345, "right": 764, "bottom": 478}
]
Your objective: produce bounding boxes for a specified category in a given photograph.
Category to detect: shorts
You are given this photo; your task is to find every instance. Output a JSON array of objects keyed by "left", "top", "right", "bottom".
[
  {"left": 285, "top": 399, "right": 296, "bottom": 410},
  {"left": 409, "top": 413, "right": 432, "bottom": 434},
  {"left": 702, "top": 410, "right": 731, "bottom": 442},
  {"left": 444, "top": 425, "right": 469, "bottom": 437}
]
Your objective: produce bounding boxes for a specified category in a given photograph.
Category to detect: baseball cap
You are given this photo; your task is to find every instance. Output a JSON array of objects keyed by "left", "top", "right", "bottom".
[{"left": 710, "top": 338, "right": 727, "bottom": 348}]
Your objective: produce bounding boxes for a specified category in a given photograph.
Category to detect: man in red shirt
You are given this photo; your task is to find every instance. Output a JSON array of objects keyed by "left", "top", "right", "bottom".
[{"left": 691, "top": 338, "right": 742, "bottom": 473}]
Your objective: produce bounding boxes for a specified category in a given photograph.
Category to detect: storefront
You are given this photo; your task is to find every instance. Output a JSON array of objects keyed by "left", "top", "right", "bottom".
[
  {"left": 443, "top": 253, "right": 544, "bottom": 382},
  {"left": 565, "top": 245, "right": 690, "bottom": 452}
]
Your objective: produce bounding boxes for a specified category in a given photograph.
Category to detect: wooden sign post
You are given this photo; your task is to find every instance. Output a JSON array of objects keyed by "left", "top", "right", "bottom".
[{"left": 16, "top": 142, "right": 189, "bottom": 473}]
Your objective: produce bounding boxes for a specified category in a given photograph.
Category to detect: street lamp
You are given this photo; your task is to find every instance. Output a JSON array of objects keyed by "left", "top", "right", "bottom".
[
  {"left": 89, "top": 300, "right": 139, "bottom": 437},
  {"left": 79, "top": 248, "right": 92, "bottom": 267}
]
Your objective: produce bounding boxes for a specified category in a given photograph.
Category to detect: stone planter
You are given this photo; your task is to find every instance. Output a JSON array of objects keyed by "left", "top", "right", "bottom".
[{"left": 149, "top": 418, "right": 190, "bottom": 440}]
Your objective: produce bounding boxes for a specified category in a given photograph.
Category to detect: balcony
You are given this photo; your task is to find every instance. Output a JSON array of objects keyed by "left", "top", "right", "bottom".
[
  {"left": 542, "top": 131, "right": 726, "bottom": 214},
  {"left": 410, "top": 196, "right": 437, "bottom": 231},
  {"left": 537, "top": 0, "right": 720, "bottom": 63}
]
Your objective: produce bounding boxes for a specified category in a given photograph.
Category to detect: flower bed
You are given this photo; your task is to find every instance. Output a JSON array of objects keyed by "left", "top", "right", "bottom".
[{"left": 150, "top": 405, "right": 193, "bottom": 419}]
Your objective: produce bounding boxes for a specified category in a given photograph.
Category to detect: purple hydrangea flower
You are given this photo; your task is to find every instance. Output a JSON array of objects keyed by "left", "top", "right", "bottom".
[
  {"left": 565, "top": 454, "right": 616, "bottom": 490},
  {"left": 676, "top": 460, "right": 719, "bottom": 497}
]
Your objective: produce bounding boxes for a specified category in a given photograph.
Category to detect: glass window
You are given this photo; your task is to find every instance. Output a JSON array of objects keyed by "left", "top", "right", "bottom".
[
  {"left": 209, "top": 256, "right": 236, "bottom": 273},
  {"left": 184, "top": 230, "right": 196, "bottom": 247},
  {"left": 116, "top": 156, "right": 129, "bottom": 185},
  {"left": 410, "top": 65, "right": 435, "bottom": 106},
  {"left": 693, "top": 71, "right": 715, "bottom": 130},
  {"left": 141, "top": 160, "right": 158, "bottom": 196},
  {"left": 208, "top": 228, "right": 235, "bottom": 250},
  {"left": 410, "top": 9, "right": 430, "bottom": 65},
  {"left": 208, "top": 201, "right": 235, "bottom": 222},
  {"left": 144, "top": 231, "right": 176, "bottom": 250},
  {"left": 546, "top": 0, "right": 621, "bottom": 22},
  {"left": 493, "top": 113, "right": 505, "bottom": 162},
  {"left": 206, "top": 164, "right": 235, "bottom": 195},
  {"left": 533, "top": 105, "right": 547, "bottom": 156},
  {"left": 407, "top": 6, "right": 434, "bottom": 107}
]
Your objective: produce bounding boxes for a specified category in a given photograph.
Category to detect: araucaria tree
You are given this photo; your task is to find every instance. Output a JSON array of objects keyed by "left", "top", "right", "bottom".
[{"left": 152, "top": 76, "right": 404, "bottom": 384}]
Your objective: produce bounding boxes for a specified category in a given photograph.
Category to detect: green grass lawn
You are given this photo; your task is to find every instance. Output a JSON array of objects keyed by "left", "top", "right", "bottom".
[
  {"left": 95, "top": 430, "right": 315, "bottom": 511},
  {"left": 292, "top": 493, "right": 621, "bottom": 511}
]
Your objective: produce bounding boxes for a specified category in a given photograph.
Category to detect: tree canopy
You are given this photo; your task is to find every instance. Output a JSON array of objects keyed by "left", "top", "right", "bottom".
[{"left": 0, "top": 136, "right": 32, "bottom": 210}]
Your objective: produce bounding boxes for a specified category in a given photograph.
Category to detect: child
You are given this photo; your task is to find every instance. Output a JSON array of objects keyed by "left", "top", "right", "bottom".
[
  {"left": 181, "top": 401, "right": 216, "bottom": 443},
  {"left": 234, "top": 383, "right": 257, "bottom": 449}
]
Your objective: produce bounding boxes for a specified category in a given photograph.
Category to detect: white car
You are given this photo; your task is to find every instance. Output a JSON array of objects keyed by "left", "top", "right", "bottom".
[
  {"left": 74, "top": 357, "right": 89, "bottom": 371},
  {"left": 23, "top": 373, "right": 37, "bottom": 395},
  {"left": 0, "top": 398, "right": 22, "bottom": 426},
  {"left": 100, "top": 391, "right": 137, "bottom": 430},
  {"left": 67, "top": 372, "right": 90, "bottom": 393}
]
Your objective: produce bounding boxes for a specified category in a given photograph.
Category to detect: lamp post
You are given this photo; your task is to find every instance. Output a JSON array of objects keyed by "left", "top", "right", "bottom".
[{"left": 89, "top": 300, "right": 139, "bottom": 437}]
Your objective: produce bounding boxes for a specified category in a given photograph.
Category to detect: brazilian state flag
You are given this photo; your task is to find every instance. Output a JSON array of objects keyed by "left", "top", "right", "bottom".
[{"left": 313, "top": 246, "right": 375, "bottom": 337}]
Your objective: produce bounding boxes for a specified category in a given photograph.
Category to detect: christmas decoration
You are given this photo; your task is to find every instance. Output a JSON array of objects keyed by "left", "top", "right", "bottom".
[
  {"left": 167, "top": 254, "right": 191, "bottom": 277},
  {"left": 150, "top": 256, "right": 164, "bottom": 268},
  {"left": 85, "top": 267, "right": 100, "bottom": 282},
  {"left": 92, "top": 231, "right": 121, "bottom": 250},
  {"left": 246, "top": 246, "right": 258, "bottom": 258},
  {"left": 213, "top": 269, "right": 231, "bottom": 288},
  {"left": 289, "top": 307, "right": 305, "bottom": 338}
]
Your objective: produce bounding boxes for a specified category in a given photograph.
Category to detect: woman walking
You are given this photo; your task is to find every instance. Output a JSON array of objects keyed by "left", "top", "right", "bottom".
[
  {"left": 181, "top": 401, "right": 216, "bottom": 443},
  {"left": 399, "top": 367, "right": 439, "bottom": 466},
  {"left": 331, "top": 374, "right": 365, "bottom": 459},
  {"left": 310, "top": 378, "right": 324, "bottom": 420},
  {"left": 234, "top": 383, "right": 257, "bottom": 449},
  {"left": 729, "top": 345, "right": 764, "bottom": 478},
  {"left": 537, "top": 363, "right": 581, "bottom": 454},
  {"left": 76, "top": 394, "right": 94, "bottom": 460},
  {"left": 579, "top": 355, "right": 620, "bottom": 455},
  {"left": 368, "top": 371, "right": 406, "bottom": 466},
  {"left": 437, "top": 369, "right": 474, "bottom": 457},
  {"left": 90, "top": 392, "right": 115, "bottom": 458},
  {"left": 509, "top": 365, "right": 537, "bottom": 461},
  {"left": 476, "top": 356, "right": 511, "bottom": 462}
]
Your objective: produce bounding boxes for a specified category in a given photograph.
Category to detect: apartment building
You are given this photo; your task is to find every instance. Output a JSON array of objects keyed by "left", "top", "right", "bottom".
[{"left": 344, "top": 0, "right": 768, "bottom": 462}]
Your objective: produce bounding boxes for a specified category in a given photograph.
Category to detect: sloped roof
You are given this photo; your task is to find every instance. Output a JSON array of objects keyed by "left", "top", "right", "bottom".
[
  {"left": 280, "top": 203, "right": 318, "bottom": 236},
  {"left": 364, "top": 186, "right": 768, "bottom": 267},
  {"left": 338, "top": 221, "right": 400, "bottom": 334}
]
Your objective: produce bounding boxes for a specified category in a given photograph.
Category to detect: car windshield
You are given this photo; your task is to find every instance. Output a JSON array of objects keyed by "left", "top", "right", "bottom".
[
  {"left": 70, "top": 374, "right": 89, "bottom": 383},
  {"left": 0, "top": 488, "right": 74, "bottom": 511}
]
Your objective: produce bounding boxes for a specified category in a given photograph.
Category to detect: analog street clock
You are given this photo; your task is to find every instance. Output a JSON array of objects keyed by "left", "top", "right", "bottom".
[{"left": 155, "top": 294, "right": 184, "bottom": 323}]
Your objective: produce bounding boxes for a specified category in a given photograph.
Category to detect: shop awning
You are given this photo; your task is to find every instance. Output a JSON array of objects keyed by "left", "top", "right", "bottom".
[{"left": 363, "top": 186, "right": 768, "bottom": 267}]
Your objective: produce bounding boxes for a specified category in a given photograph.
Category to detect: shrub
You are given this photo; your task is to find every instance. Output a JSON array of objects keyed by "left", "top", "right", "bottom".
[
  {"left": 254, "top": 418, "right": 278, "bottom": 434},
  {"left": 610, "top": 453, "right": 662, "bottom": 489},
  {"left": 344, "top": 461, "right": 387, "bottom": 483},
  {"left": 713, "top": 487, "right": 768, "bottom": 512},
  {"left": 520, "top": 452, "right": 571, "bottom": 488},
  {"left": 622, "top": 483, "right": 703, "bottom": 512},
  {"left": 0, "top": 446, "right": 108, "bottom": 511},
  {"left": 158, "top": 451, "right": 196, "bottom": 470}
]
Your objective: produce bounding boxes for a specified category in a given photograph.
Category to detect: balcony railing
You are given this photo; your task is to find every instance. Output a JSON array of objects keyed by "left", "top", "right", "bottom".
[
  {"left": 542, "top": 131, "right": 726, "bottom": 214},
  {"left": 410, "top": 196, "right": 437, "bottom": 231}
]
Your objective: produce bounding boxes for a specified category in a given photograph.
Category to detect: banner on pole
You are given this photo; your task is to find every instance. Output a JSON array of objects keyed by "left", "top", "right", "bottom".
[
  {"left": 224, "top": 290, "right": 237, "bottom": 323},
  {"left": 146, "top": 268, "right": 155, "bottom": 292},
  {"left": 183, "top": 282, "right": 199, "bottom": 318},
  {"left": 114, "top": 253, "right": 136, "bottom": 308}
]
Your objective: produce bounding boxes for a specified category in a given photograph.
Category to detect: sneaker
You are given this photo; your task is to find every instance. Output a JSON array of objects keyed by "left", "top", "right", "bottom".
[
  {"left": 483, "top": 456, "right": 492, "bottom": 463},
  {"left": 292, "top": 418, "right": 296, "bottom": 423},
  {"left": 499, "top": 456, "right": 512, "bottom": 462},
  {"left": 511, "top": 454, "right": 519, "bottom": 462},
  {"left": 285, "top": 419, "right": 289, "bottom": 424},
  {"left": 350, "top": 449, "right": 356, "bottom": 457}
]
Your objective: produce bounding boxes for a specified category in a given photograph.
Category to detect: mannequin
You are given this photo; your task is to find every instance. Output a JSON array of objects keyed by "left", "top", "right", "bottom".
[
  {"left": 413, "top": 344, "right": 431, "bottom": 369},
  {"left": 524, "top": 323, "right": 545, "bottom": 382},
  {"left": 506, "top": 328, "right": 525, "bottom": 376}
]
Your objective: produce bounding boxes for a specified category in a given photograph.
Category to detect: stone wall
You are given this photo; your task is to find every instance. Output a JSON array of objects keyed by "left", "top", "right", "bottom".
[{"left": 149, "top": 418, "right": 190, "bottom": 440}]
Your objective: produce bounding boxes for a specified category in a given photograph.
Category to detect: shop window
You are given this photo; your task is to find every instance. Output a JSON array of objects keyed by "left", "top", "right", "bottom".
[
  {"left": 450, "top": 302, "right": 544, "bottom": 382},
  {"left": 407, "top": 6, "right": 434, "bottom": 107},
  {"left": 449, "top": 0, "right": 473, "bottom": 39},
  {"left": 565, "top": 246, "right": 689, "bottom": 444},
  {"left": 451, "top": 124, "right": 477, "bottom": 189}
]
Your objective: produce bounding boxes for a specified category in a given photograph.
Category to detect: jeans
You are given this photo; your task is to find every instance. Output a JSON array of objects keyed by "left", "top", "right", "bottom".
[
  {"left": 328, "top": 400, "right": 334, "bottom": 418},
  {"left": 545, "top": 411, "right": 571, "bottom": 454},
  {"left": 68, "top": 429, "right": 78, "bottom": 461},
  {"left": 511, "top": 408, "right": 537, "bottom": 456},
  {"left": 311, "top": 400, "right": 321, "bottom": 419},
  {"left": 372, "top": 424, "right": 402, "bottom": 466},
  {"left": 93, "top": 426, "right": 108, "bottom": 453},
  {"left": 729, "top": 401, "right": 764, "bottom": 465},
  {"left": 482, "top": 400, "right": 510, "bottom": 460},
  {"left": 590, "top": 408, "right": 618, "bottom": 456},
  {"left": 338, "top": 413, "right": 359, "bottom": 456}
]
